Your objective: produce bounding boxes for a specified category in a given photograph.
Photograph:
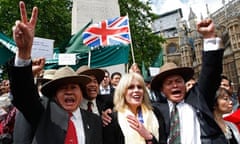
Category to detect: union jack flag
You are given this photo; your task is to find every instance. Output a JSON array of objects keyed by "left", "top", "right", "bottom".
[{"left": 82, "top": 16, "right": 131, "bottom": 48}]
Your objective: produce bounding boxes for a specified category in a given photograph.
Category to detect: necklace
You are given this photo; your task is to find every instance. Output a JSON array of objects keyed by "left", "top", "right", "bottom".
[{"left": 224, "top": 125, "right": 232, "bottom": 139}]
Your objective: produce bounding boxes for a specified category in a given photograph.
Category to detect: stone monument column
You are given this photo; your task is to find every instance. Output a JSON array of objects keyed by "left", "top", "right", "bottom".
[
  {"left": 71, "top": 0, "right": 125, "bottom": 75},
  {"left": 71, "top": 0, "right": 120, "bottom": 34}
]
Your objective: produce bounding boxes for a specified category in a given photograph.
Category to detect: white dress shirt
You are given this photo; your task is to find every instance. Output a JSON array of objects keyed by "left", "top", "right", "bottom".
[
  {"left": 72, "top": 108, "right": 85, "bottom": 144},
  {"left": 168, "top": 100, "right": 201, "bottom": 144}
]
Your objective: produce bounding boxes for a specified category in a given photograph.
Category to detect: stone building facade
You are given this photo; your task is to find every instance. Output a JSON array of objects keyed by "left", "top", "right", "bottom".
[{"left": 161, "top": 0, "right": 240, "bottom": 92}]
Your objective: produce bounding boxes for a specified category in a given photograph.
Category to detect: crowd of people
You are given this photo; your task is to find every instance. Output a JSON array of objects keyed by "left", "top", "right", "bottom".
[{"left": 0, "top": 1, "right": 240, "bottom": 144}]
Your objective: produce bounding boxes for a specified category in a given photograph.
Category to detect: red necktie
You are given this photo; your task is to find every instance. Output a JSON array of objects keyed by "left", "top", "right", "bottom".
[
  {"left": 65, "top": 113, "right": 78, "bottom": 144},
  {"left": 87, "top": 101, "right": 93, "bottom": 112}
]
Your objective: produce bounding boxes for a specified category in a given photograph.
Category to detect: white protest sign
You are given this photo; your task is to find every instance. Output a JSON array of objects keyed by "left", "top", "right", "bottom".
[
  {"left": 32, "top": 37, "right": 54, "bottom": 60},
  {"left": 58, "top": 53, "right": 76, "bottom": 65},
  {"left": 149, "top": 67, "right": 160, "bottom": 77}
]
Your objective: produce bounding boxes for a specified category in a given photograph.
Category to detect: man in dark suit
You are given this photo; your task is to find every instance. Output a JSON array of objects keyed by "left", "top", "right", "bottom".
[
  {"left": 151, "top": 19, "right": 227, "bottom": 144},
  {"left": 8, "top": 1, "right": 102, "bottom": 144}
]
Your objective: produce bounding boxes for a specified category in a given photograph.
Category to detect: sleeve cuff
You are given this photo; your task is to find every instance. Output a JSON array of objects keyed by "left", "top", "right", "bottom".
[
  {"left": 203, "top": 37, "right": 224, "bottom": 51},
  {"left": 14, "top": 56, "right": 31, "bottom": 67}
]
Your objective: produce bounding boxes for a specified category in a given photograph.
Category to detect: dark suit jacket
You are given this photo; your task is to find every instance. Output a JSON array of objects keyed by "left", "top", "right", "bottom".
[
  {"left": 153, "top": 50, "right": 227, "bottom": 144},
  {"left": 97, "top": 86, "right": 115, "bottom": 110},
  {"left": 103, "top": 108, "right": 167, "bottom": 144},
  {"left": 7, "top": 60, "right": 102, "bottom": 144}
]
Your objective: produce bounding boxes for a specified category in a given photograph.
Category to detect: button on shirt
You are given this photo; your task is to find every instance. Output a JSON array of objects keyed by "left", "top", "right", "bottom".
[{"left": 168, "top": 100, "right": 201, "bottom": 144}]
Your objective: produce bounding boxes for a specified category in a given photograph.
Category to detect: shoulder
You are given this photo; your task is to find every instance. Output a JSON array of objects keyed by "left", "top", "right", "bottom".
[{"left": 80, "top": 109, "right": 101, "bottom": 120}]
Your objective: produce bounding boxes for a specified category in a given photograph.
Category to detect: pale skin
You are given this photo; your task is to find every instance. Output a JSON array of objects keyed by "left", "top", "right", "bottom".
[
  {"left": 13, "top": 1, "right": 38, "bottom": 60},
  {"left": 13, "top": 1, "right": 45, "bottom": 75}
]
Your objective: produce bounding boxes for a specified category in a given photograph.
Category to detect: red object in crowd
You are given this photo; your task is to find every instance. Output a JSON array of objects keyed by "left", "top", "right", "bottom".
[{"left": 224, "top": 109, "right": 240, "bottom": 132}]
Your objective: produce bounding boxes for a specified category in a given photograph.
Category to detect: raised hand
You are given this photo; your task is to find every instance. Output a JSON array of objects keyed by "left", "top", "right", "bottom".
[
  {"left": 197, "top": 19, "right": 216, "bottom": 39},
  {"left": 12, "top": 1, "right": 38, "bottom": 60},
  {"left": 32, "top": 57, "right": 46, "bottom": 77}
]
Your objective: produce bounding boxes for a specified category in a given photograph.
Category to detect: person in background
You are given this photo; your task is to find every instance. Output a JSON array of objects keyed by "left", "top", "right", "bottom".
[
  {"left": 185, "top": 77, "right": 196, "bottom": 92},
  {"left": 0, "top": 80, "right": 15, "bottom": 144},
  {"left": 220, "top": 75, "right": 239, "bottom": 111},
  {"left": 110, "top": 72, "right": 122, "bottom": 89},
  {"left": 7, "top": 1, "right": 102, "bottom": 143},
  {"left": 99, "top": 69, "right": 112, "bottom": 95},
  {"left": 77, "top": 65, "right": 107, "bottom": 115},
  {"left": 99, "top": 69, "right": 115, "bottom": 109},
  {"left": 213, "top": 87, "right": 240, "bottom": 144},
  {"left": 103, "top": 72, "right": 166, "bottom": 144},
  {"left": 129, "top": 63, "right": 141, "bottom": 74}
]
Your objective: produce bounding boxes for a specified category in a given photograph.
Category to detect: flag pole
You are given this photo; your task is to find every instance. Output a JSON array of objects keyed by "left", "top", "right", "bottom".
[
  {"left": 88, "top": 49, "right": 91, "bottom": 67},
  {"left": 126, "top": 14, "right": 135, "bottom": 63}
]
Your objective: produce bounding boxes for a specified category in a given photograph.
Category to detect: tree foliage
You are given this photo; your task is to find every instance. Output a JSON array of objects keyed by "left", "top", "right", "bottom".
[
  {"left": 118, "top": 0, "right": 165, "bottom": 67},
  {"left": 0, "top": 0, "right": 72, "bottom": 50}
]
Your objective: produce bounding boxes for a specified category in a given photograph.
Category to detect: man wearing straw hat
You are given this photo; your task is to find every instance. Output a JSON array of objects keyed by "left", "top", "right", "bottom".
[
  {"left": 151, "top": 19, "right": 227, "bottom": 144},
  {"left": 7, "top": 1, "right": 102, "bottom": 144}
]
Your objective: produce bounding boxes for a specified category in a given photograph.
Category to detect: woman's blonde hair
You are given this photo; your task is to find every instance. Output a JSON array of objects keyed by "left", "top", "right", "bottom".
[{"left": 113, "top": 72, "right": 152, "bottom": 111}]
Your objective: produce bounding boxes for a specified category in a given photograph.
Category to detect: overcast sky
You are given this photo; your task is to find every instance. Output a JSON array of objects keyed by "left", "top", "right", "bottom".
[{"left": 150, "top": 0, "right": 227, "bottom": 21}]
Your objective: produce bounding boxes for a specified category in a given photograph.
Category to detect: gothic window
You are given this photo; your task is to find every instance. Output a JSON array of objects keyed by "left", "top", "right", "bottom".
[{"left": 167, "top": 43, "right": 177, "bottom": 54}]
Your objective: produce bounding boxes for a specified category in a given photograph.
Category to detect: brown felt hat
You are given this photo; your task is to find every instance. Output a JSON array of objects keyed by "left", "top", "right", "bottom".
[
  {"left": 41, "top": 66, "right": 91, "bottom": 97},
  {"left": 151, "top": 62, "right": 194, "bottom": 91},
  {"left": 76, "top": 65, "right": 105, "bottom": 84}
]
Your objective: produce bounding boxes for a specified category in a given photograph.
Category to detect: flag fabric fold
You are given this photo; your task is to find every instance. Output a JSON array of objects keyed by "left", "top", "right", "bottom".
[
  {"left": 82, "top": 16, "right": 131, "bottom": 48},
  {"left": 65, "top": 20, "right": 93, "bottom": 53}
]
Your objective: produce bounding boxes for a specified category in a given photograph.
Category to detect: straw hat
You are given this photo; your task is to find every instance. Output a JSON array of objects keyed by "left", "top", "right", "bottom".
[
  {"left": 41, "top": 66, "right": 91, "bottom": 97},
  {"left": 76, "top": 65, "right": 105, "bottom": 84},
  {"left": 37, "top": 69, "right": 56, "bottom": 84},
  {"left": 151, "top": 62, "right": 194, "bottom": 91}
]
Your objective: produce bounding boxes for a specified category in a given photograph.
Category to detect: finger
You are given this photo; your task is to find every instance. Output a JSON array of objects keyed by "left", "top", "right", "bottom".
[
  {"left": 19, "top": 1, "right": 28, "bottom": 24},
  {"left": 30, "top": 7, "right": 38, "bottom": 27}
]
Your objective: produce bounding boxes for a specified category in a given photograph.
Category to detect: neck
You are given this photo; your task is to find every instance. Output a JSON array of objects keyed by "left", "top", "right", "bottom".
[
  {"left": 128, "top": 105, "right": 140, "bottom": 115},
  {"left": 214, "top": 110, "right": 227, "bottom": 133},
  {"left": 213, "top": 110, "right": 224, "bottom": 122}
]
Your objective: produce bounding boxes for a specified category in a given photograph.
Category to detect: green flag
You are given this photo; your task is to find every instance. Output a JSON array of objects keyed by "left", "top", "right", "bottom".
[
  {"left": 45, "top": 44, "right": 130, "bottom": 70},
  {"left": 151, "top": 49, "right": 163, "bottom": 67},
  {"left": 65, "top": 20, "right": 93, "bottom": 53}
]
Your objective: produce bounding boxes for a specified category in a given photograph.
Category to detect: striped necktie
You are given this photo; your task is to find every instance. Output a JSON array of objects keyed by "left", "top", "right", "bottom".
[{"left": 168, "top": 104, "right": 181, "bottom": 144}]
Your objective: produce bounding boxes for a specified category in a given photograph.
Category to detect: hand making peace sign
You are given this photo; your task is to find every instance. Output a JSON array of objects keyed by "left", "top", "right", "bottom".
[{"left": 12, "top": 1, "right": 38, "bottom": 60}]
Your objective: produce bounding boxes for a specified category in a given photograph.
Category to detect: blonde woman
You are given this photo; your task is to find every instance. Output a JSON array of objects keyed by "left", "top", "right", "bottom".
[{"left": 103, "top": 73, "right": 166, "bottom": 144}]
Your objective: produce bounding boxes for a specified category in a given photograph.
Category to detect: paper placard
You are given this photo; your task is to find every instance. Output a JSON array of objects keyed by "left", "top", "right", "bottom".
[
  {"left": 32, "top": 37, "right": 54, "bottom": 60},
  {"left": 58, "top": 54, "right": 76, "bottom": 65},
  {"left": 149, "top": 67, "right": 160, "bottom": 77}
]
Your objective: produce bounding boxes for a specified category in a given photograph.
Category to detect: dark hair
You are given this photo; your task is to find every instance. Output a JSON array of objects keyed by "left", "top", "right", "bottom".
[
  {"left": 214, "top": 87, "right": 232, "bottom": 107},
  {"left": 221, "top": 75, "right": 232, "bottom": 87},
  {"left": 102, "top": 69, "right": 110, "bottom": 76},
  {"left": 111, "top": 72, "right": 122, "bottom": 79}
]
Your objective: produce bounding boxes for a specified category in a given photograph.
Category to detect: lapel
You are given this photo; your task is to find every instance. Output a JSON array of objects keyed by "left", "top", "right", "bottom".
[
  {"left": 81, "top": 109, "right": 91, "bottom": 144},
  {"left": 153, "top": 102, "right": 170, "bottom": 136},
  {"left": 49, "top": 101, "right": 69, "bottom": 131}
]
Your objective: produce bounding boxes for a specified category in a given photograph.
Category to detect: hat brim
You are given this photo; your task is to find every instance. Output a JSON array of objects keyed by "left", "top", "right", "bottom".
[
  {"left": 41, "top": 75, "right": 91, "bottom": 97},
  {"left": 151, "top": 67, "right": 194, "bottom": 91},
  {"left": 79, "top": 69, "right": 105, "bottom": 84},
  {"left": 37, "top": 78, "right": 51, "bottom": 84}
]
